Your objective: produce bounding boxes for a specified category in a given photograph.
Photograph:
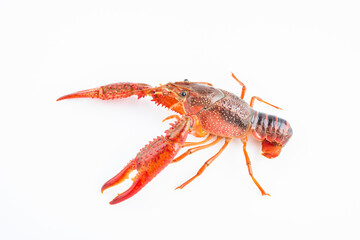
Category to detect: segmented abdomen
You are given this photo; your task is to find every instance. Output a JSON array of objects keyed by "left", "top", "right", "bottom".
[{"left": 251, "top": 111, "right": 293, "bottom": 146}]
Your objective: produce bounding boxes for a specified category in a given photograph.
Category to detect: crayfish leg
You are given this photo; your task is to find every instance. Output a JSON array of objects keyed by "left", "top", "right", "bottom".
[
  {"left": 250, "top": 96, "right": 282, "bottom": 110},
  {"left": 231, "top": 73, "right": 247, "bottom": 99},
  {"left": 182, "top": 134, "right": 214, "bottom": 148},
  {"left": 172, "top": 136, "right": 222, "bottom": 163},
  {"left": 176, "top": 138, "right": 231, "bottom": 189},
  {"left": 241, "top": 137, "right": 270, "bottom": 196},
  {"left": 162, "top": 115, "right": 181, "bottom": 122}
]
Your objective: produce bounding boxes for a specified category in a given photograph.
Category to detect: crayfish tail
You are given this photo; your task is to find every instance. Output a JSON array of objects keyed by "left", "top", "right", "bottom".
[
  {"left": 251, "top": 111, "right": 293, "bottom": 158},
  {"left": 261, "top": 139, "right": 283, "bottom": 159}
]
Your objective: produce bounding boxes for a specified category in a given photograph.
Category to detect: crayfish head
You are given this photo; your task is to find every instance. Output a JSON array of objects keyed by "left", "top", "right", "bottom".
[
  {"left": 161, "top": 80, "right": 225, "bottom": 115},
  {"left": 150, "top": 85, "right": 186, "bottom": 115}
]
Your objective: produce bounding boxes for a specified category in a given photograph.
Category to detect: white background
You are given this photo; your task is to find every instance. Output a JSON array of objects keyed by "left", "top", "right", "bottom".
[{"left": 1, "top": 0, "right": 360, "bottom": 239}]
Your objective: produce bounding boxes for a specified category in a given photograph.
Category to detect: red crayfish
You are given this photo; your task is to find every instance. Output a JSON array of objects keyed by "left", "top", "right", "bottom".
[{"left": 57, "top": 73, "right": 293, "bottom": 204}]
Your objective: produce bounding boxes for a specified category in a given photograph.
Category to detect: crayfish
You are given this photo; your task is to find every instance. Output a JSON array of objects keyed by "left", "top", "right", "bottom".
[{"left": 57, "top": 73, "right": 293, "bottom": 204}]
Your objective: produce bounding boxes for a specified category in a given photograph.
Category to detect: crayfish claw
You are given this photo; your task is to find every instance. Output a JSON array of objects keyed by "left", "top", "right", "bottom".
[
  {"left": 57, "top": 83, "right": 152, "bottom": 101},
  {"left": 101, "top": 116, "right": 191, "bottom": 204},
  {"left": 57, "top": 88, "right": 102, "bottom": 101},
  {"left": 101, "top": 160, "right": 136, "bottom": 193},
  {"left": 108, "top": 177, "right": 143, "bottom": 205},
  {"left": 101, "top": 158, "right": 150, "bottom": 204},
  {"left": 101, "top": 158, "right": 154, "bottom": 204}
]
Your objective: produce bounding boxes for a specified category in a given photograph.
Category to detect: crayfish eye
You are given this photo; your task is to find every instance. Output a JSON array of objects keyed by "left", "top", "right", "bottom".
[
  {"left": 184, "top": 79, "right": 189, "bottom": 82},
  {"left": 180, "top": 91, "right": 187, "bottom": 97}
]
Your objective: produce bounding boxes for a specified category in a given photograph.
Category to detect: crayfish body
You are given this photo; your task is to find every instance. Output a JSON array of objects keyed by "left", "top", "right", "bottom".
[{"left": 57, "top": 74, "right": 292, "bottom": 204}]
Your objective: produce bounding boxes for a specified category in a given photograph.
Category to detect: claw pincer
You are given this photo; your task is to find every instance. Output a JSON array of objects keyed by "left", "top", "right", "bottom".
[
  {"left": 101, "top": 116, "right": 191, "bottom": 204},
  {"left": 56, "top": 83, "right": 152, "bottom": 101}
]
